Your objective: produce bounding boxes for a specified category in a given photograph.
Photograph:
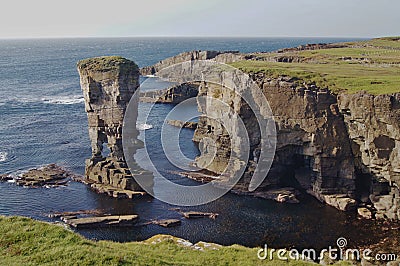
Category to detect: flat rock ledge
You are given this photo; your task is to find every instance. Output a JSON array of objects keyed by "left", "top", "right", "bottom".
[
  {"left": 64, "top": 215, "right": 138, "bottom": 228},
  {"left": 76, "top": 179, "right": 147, "bottom": 199},
  {"left": 90, "top": 182, "right": 146, "bottom": 199},
  {"left": 0, "top": 164, "right": 78, "bottom": 187},
  {"left": 179, "top": 171, "right": 300, "bottom": 204},
  {"left": 182, "top": 211, "right": 219, "bottom": 219},
  {"left": 153, "top": 219, "right": 181, "bottom": 228}
]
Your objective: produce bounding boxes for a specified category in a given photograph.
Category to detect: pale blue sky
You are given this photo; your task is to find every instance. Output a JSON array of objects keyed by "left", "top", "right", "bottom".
[{"left": 1, "top": 0, "right": 399, "bottom": 38}]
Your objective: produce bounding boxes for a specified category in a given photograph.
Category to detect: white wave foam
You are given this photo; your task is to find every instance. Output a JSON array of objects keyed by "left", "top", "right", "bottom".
[
  {"left": 42, "top": 95, "right": 84, "bottom": 105},
  {"left": 0, "top": 151, "right": 7, "bottom": 162},
  {"left": 137, "top": 123, "right": 153, "bottom": 130}
]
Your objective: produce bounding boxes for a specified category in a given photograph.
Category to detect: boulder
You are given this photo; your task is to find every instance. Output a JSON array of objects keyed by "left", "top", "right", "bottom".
[{"left": 358, "top": 207, "right": 373, "bottom": 219}]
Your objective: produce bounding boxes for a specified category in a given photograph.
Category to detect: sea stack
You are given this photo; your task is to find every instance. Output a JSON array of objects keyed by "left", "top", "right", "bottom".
[{"left": 77, "top": 56, "right": 153, "bottom": 195}]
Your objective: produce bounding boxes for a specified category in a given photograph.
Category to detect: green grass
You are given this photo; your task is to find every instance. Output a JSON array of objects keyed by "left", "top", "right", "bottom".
[
  {"left": 77, "top": 56, "right": 138, "bottom": 73},
  {"left": 230, "top": 37, "right": 400, "bottom": 95},
  {"left": 0, "top": 216, "right": 317, "bottom": 266}
]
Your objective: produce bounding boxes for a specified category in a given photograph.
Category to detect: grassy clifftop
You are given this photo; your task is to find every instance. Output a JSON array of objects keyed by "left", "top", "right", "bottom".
[
  {"left": 77, "top": 56, "right": 138, "bottom": 73},
  {"left": 230, "top": 37, "right": 400, "bottom": 95},
  {"left": 0, "top": 216, "right": 315, "bottom": 266}
]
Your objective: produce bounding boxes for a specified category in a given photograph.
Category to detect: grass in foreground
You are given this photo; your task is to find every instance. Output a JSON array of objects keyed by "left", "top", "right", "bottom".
[
  {"left": 0, "top": 216, "right": 318, "bottom": 266},
  {"left": 230, "top": 37, "right": 400, "bottom": 95}
]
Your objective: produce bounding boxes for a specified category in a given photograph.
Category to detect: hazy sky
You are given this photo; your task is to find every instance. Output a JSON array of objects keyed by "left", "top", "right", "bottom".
[{"left": 1, "top": 0, "right": 399, "bottom": 38}]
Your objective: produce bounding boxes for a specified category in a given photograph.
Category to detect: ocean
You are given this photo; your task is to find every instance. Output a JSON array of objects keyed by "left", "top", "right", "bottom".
[{"left": 0, "top": 37, "right": 380, "bottom": 249}]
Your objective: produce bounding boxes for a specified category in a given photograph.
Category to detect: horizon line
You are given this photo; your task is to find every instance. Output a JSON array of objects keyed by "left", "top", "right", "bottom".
[{"left": 0, "top": 35, "right": 378, "bottom": 41}]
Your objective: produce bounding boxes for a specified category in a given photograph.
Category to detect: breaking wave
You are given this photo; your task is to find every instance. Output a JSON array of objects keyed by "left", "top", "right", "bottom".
[
  {"left": 137, "top": 123, "right": 153, "bottom": 131},
  {"left": 0, "top": 151, "right": 8, "bottom": 162},
  {"left": 41, "top": 95, "right": 84, "bottom": 105}
]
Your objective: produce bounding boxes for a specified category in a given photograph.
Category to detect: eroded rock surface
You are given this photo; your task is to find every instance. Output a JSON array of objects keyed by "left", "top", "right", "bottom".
[
  {"left": 193, "top": 74, "right": 400, "bottom": 218},
  {"left": 64, "top": 214, "right": 138, "bottom": 228},
  {"left": 77, "top": 56, "right": 153, "bottom": 195},
  {"left": 140, "top": 51, "right": 241, "bottom": 76},
  {"left": 140, "top": 50, "right": 400, "bottom": 219},
  {"left": 1, "top": 164, "right": 75, "bottom": 187},
  {"left": 140, "top": 82, "right": 198, "bottom": 103},
  {"left": 338, "top": 92, "right": 400, "bottom": 219},
  {"left": 167, "top": 120, "right": 198, "bottom": 129}
]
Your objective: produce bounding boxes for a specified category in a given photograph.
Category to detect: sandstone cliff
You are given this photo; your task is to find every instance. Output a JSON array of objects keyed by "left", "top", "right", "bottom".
[
  {"left": 77, "top": 56, "right": 153, "bottom": 197},
  {"left": 194, "top": 74, "right": 400, "bottom": 219},
  {"left": 192, "top": 75, "right": 357, "bottom": 210},
  {"left": 141, "top": 49, "right": 400, "bottom": 219},
  {"left": 338, "top": 92, "right": 400, "bottom": 219}
]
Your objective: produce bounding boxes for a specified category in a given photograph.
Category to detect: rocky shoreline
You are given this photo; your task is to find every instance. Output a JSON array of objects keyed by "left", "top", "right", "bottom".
[
  {"left": 139, "top": 43, "right": 400, "bottom": 221},
  {"left": 178, "top": 170, "right": 300, "bottom": 204},
  {"left": 0, "top": 164, "right": 79, "bottom": 188},
  {"left": 47, "top": 207, "right": 218, "bottom": 229}
]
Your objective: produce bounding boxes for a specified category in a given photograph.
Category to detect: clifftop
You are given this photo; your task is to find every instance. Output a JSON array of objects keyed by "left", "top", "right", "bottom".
[
  {"left": 230, "top": 37, "right": 400, "bottom": 95},
  {"left": 77, "top": 56, "right": 138, "bottom": 74},
  {"left": 139, "top": 37, "right": 400, "bottom": 95}
]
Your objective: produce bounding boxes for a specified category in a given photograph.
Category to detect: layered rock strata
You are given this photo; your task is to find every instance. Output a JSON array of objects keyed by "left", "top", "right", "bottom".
[
  {"left": 338, "top": 92, "right": 400, "bottom": 219},
  {"left": 193, "top": 76, "right": 356, "bottom": 211},
  {"left": 195, "top": 75, "right": 400, "bottom": 218},
  {"left": 77, "top": 56, "right": 153, "bottom": 195},
  {"left": 141, "top": 51, "right": 400, "bottom": 219}
]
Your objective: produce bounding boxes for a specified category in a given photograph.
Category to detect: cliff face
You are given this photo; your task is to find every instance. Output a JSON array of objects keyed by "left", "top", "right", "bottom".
[
  {"left": 194, "top": 75, "right": 400, "bottom": 218},
  {"left": 140, "top": 49, "right": 400, "bottom": 219},
  {"left": 338, "top": 92, "right": 400, "bottom": 219},
  {"left": 140, "top": 50, "right": 242, "bottom": 76},
  {"left": 77, "top": 56, "right": 153, "bottom": 195},
  {"left": 260, "top": 77, "right": 356, "bottom": 208},
  {"left": 193, "top": 76, "right": 357, "bottom": 210}
]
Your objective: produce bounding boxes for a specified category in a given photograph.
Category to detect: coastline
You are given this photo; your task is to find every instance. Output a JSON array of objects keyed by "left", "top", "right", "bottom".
[
  {"left": 0, "top": 37, "right": 399, "bottom": 264},
  {"left": 0, "top": 215, "right": 398, "bottom": 265}
]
